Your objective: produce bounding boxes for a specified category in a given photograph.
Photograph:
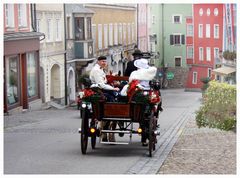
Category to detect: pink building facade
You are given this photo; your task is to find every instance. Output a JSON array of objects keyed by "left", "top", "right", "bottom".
[
  {"left": 137, "top": 4, "right": 148, "bottom": 52},
  {"left": 186, "top": 4, "right": 223, "bottom": 90},
  {"left": 3, "top": 4, "right": 44, "bottom": 113}
]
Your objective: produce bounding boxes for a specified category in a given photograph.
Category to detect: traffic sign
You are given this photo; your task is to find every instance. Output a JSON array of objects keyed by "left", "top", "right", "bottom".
[{"left": 167, "top": 72, "right": 174, "bottom": 80}]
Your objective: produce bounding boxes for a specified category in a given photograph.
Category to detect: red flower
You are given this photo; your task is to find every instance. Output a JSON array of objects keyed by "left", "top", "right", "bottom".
[
  {"left": 149, "top": 90, "right": 161, "bottom": 104},
  {"left": 127, "top": 80, "right": 140, "bottom": 98},
  {"left": 82, "top": 88, "right": 95, "bottom": 98}
]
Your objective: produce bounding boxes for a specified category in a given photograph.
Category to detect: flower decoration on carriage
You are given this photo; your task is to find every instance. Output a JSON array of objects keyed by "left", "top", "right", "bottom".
[
  {"left": 79, "top": 88, "right": 105, "bottom": 103},
  {"left": 127, "top": 80, "right": 141, "bottom": 98},
  {"left": 149, "top": 90, "right": 161, "bottom": 104},
  {"left": 79, "top": 88, "right": 95, "bottom": 99},
  {"left": 127, "top": 79, "right": 161, "bottom": 104}
]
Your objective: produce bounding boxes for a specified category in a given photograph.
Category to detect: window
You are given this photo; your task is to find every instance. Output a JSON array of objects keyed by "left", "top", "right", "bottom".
[
  {"left": 27, "top": 53, "right": 37, "bottom": 98},
  {"left": 187, "top": 46, "right": 193, "bottom": 58},
  {"left": 199, "top": 8, "right": 203, "bottom": 16},
  {"left": 56, "top": 19, "right": 61, "bottom": 41},
  {"left": 187, "top": 24, "right": 193, "bottom": 36},
  {"left": 192, "top": 72, "right": 197, "bottom": 84},
  {"left": 214, "top": 48, "right": 219, "bottom": 59},
  {"left": 214, "top": 8, "right": 218, "bottom": 16},
  {"left": 104, "top": 24, "right": 108, "bottom": 48},
  {"left": 109, "top": 23, "right": 113, "bottom": 46},
  {"left": 18, "top": 4, "right": 27, "bottom": 27},
  {"left": 75, "top": 17, "right": 85, "bottom": 40},
  {"left": 152, "top": 15, "right": 155, "bottom": 24},
  {"left": 47, "top": 19, "right": 52, "bottom": 42},
  {"left": 173, "top": 15, "right": 182, "bottom": 23},
  {"left": 98, "top": 24, "right": 102, "bottom": 49},
  {"left": 123, "top": 23, "right": 127, "bottom": 45},
  {"left": 92, "top": 24, "right": 96, "bottom": 53},
  {"left": 5, "top": 4, "right": 14, "bottom": 28},
  {"left": 206, "top": 47, "right": 211, "bottom": 61},
  {"left": 118, "top": 23, "right": 122, "bottom": 44},
  {"left": 207, "top": 8, "right": 211, "bottom": 16},
  {"left": 128, "top": 23, "right": 131, "bottom": 44},
  {"left": 6, "top": 56, "right": 20, "bottom": 105},
  {"left": 87, "top": 17, "right": 92, "bottom": 40},
  {"left": 214, "top": 24, "right": 219, "bottom": 38},
  {"left": 36, "top": 19, "right": 40, "bottom": 32},
  {"left": 170, "top": 34, "right": 185, "bottom": 45},
  {"left": 208, "top": 68, "right": 212, "bottom": 78},
  {"left": 199, "top": 47, "right": 204, "bottom": 61},
  {"left": 175, "top": 57, "right": 181, "bottom": 67},
  {"left": 114, "top": 23, "right": 118, "bottom": 45},
  {"left": 199, "top": 24, "right": 203, "bottom": 38},
  {"left": 206, "top": 24, "right": 210, "bottom": 38},
  {"left": 132, "top": 23, "right": 135, "bottom": 42}
]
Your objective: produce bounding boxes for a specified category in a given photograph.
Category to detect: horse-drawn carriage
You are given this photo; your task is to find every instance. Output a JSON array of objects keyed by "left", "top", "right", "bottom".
[{"left": 78, "top": 75, "right": 162, "bottom": 157}]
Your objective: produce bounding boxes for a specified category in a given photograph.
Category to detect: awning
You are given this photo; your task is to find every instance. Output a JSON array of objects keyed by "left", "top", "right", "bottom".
[{"left": 212, "top": 67, "right": 236, "bottom": 75}]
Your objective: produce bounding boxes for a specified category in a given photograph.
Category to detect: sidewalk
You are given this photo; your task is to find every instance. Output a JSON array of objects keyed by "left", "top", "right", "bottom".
[{"left": 158, "top": 116, "right": 237, "bottom": 174}]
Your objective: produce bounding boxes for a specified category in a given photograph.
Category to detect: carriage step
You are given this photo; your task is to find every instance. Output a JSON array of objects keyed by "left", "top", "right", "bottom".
[
  {"left": 101, "top": 130, "right": 131, "bottom": 134},
  {"left": 100, "top": 141, "right": 129, "bottom": 145},
  {"left": 102, "top": 118, "right": 131, "bottom": 121}
]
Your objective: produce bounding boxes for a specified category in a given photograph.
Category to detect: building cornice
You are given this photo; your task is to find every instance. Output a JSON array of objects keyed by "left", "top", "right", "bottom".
[{"left": 84, "top": 4, "right": 136, "bottom": 11}]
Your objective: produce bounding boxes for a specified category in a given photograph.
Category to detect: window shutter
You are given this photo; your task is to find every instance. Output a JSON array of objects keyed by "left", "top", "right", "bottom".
[
  {"left": 181, "top": 35, "right": 185, "bottom": 44},
  {"left": 170, "top": 35, "right": 173, "bottom": 45}
]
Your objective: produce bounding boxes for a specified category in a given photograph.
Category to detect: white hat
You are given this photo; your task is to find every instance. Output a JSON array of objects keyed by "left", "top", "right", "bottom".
[{"left": 134, "top": 58, "right": 149, "bottom": 69}]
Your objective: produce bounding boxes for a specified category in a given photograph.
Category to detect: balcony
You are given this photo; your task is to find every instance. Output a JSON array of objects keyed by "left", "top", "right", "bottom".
[{"left": 74, "top": 40, "right": 93, "bottom": 59}]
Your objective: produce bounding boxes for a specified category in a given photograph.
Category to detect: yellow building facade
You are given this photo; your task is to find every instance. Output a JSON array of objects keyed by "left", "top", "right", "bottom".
[{"left": 84, "top": 4, "right": 137, "bottom": 75}]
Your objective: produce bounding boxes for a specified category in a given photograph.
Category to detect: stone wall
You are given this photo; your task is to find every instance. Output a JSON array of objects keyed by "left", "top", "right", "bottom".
[{"left": 166, "top": 67, "right": 189, "bottom": 88}]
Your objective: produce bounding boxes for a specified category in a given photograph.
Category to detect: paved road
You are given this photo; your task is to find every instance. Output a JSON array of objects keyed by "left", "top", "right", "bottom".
[{"left": 4, "top": 89, "right": 202, "bottom": 174}]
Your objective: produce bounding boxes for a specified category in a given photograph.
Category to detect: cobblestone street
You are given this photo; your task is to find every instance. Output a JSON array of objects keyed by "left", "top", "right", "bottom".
[{"left": 158, "top": 117, "right": 236, "bottom": 174}]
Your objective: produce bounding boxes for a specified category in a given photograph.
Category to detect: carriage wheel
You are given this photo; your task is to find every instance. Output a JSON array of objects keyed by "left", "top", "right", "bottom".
[
  {"left": 148, "top": 116, "right": 153, "bottom": 157},
  {"left": 152, "top": 116, "right": 157, "bottom": 151},
  {"left": 91, "top": 135, "right": 96, "bottom": 149},
  {"left": 81, "top": 109, "right": 89, "bottom": 154},
  {"left": 148, "top": 110, "right": 156, "bottom": 157}
]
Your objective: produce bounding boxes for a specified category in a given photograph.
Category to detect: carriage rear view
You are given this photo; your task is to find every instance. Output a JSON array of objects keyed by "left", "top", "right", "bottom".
[{"left": 78, "top": 76, "right": 162, "bottom": 157}]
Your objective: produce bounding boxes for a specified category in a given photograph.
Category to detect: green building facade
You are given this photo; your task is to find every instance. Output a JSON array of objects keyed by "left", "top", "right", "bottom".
[{"left": 149, "top": 4, "right": 192, "bottom": 68}]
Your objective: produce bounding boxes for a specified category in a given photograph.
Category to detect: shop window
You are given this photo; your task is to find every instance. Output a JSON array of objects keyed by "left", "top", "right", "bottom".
[
  {"left": 27, "top": 53, "right": 37, "bottom": 98},
  {"left": 6, "top": 56, "right": 20, "bottom": 105}
]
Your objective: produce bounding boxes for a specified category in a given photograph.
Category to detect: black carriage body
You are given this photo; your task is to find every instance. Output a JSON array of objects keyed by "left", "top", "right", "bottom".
[{"left": 79, "top": 75, "right": 162, "bottom": 157}]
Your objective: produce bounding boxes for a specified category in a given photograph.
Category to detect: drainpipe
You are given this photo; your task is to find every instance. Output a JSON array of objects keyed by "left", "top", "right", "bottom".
[
  {"left": 161, "top": 4, "right": 167, "bottom": 89},
  {"left": 31, "top": 4, "right": 45, "bottom": 40},
  {"left": 137, "top": 4, "right": 139, "bottom": 48},
  {"left": 64, "top": 4, "right": 68, "bottom": 105}
]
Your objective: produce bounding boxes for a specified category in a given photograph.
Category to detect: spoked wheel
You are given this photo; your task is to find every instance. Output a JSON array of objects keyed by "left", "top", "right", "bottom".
[
  {"left": 91, "top": 135, "right": 96, "bottom": 149},
  {"left": 81, "top": 109, "right": 89, "bottom": 154},
  {"left": 148, "top": 116, "right": 153, "bottom": 157},
  {"left": 148, "top": 111, "right": 156, "bottom": 157},
  {"left": 152, "top": 116, "right": 157, "bottom": 151}
]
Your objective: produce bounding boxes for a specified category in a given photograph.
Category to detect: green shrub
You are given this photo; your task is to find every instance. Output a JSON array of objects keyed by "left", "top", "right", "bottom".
[
  {"left": 200, "top": 77, "right": 211, "bottom": 92},
  {"left": 196, "top": 81, "right": 236, "bottom": 131}
]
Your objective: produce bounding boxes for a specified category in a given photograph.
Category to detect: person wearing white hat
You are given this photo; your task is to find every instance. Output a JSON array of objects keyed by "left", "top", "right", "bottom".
[
  {"left": 120, "top": 58, "right": 157, "bottom": 96},
  {"left": 129, "top": 58, "right": 157, "bottom": 90}
]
